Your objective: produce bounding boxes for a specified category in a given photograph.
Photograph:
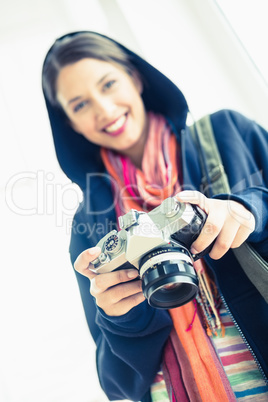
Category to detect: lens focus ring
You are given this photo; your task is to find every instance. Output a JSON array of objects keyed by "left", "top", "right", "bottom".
[{"left": 139, "top": 247, "right": 199, "bottom": 309}]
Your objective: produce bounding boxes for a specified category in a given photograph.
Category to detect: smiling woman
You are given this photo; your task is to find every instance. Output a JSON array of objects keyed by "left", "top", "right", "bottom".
[
  {"left": 42, "top": 31, "right": 268, "bottom": 402},
  {"left": 56, "top": 59, "right": 147, "bottom": 167},
  {"left": 43, "top": 33, "right": 147, "bottom": 168}
]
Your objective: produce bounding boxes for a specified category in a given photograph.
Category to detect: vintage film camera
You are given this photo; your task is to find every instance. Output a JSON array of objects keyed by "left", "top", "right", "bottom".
[{"left": 91, "top": 197, "right": 211, "bottom": 309}]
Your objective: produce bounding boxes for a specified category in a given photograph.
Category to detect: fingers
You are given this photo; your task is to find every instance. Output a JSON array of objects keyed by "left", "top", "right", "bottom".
[
  {"left": 74, "top": 246, "right": 101, "bottom": 279},
  {"left": 91, "top": 273, "right": 145, "bottom": 316},
  {"left": 176, "top": 190, "right": 209, "bottom": 213},
  {"left": 205, "top": 217, "right": 239, "bottom": 259},
  {"left": 176, "top": 191, "right": 218, "bottom": 255},
  {"left": 175, "top": 191, "right": 255, "bottom": 260},
  {"left": 230, "top": 222, "right": 254, "bottom": 248},
  {"left": 74, "top": 246, "right": 145, "bottom": 316},
  {"left": 108, "top": 291, "right": 145, "bottom": 316},
  {"left": 190, "top": 198, "right": 238, "bottom": 259},
  {"left": 91, "top": 269, "right": 139, "bottom": 293}
]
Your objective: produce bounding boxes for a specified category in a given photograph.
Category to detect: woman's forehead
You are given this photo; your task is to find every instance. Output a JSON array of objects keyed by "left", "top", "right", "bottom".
[{"left": 58, "top": 58, "right": 126, "bottom": 85}]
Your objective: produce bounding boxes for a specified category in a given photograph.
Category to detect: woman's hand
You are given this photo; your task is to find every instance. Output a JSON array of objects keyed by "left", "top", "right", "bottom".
[
  {"left": 176, "top": 191, "right": 256, "bottom": 260},
  {"left": 74, "top": 247, "right": 145, "bottom": 316}
]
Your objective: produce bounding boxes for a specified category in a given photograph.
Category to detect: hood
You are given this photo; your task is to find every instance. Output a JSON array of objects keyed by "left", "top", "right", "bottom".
[{"left": 42, "top": 31, "right": 189, "bottom": 191}]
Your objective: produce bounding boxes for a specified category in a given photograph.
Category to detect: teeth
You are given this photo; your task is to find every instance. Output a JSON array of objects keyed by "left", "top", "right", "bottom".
[{"left": 105, "top": 115, "right": 126, "bottom": 133}]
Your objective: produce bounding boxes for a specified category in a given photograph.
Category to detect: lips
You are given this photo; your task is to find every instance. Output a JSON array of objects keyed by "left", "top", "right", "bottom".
[{"left": 103, "top": 114, "right": 128, "bottom": 136}]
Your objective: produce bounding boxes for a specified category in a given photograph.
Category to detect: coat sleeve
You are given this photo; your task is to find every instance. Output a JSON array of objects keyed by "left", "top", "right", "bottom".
[
  {"left": 210, "top": 109, "right": 268, "bottom": 257},
  {"left": 69, "top": 207, "right": 173, "bottom": 401}
]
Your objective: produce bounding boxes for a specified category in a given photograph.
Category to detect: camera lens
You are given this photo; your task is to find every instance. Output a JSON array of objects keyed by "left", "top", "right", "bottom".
[
  {"left": 161, "top": 283, "right": 182, "bottom": 291},
  {"left": 139, "top": 247, "right": 199, "bottom": 309}
]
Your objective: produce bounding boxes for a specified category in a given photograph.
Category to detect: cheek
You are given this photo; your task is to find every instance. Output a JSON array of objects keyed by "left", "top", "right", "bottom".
[
  {"left": 119, "top": 84, "right": 141, "bottom": 106},
  {"left": 124, "top": 91, "right": 145, "bottom": 121},
  {"left": 72, "top": 115, "right": 96, "bottom": 137}
]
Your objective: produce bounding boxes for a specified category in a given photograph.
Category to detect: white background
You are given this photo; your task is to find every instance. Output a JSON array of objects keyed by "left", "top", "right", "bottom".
[{"left": 1, "top": 1, "right": 268, "bottom": 401}]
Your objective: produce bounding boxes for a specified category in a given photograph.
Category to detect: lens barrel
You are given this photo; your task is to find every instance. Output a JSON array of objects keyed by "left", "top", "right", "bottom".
[{"left": 139, "top": 247, "right": 198, "bottom": 309}]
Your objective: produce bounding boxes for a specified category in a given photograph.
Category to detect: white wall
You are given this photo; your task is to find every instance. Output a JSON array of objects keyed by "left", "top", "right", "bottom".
[
  {"left": 1, "top": 1, "right": 267, "bottom": 401},
  {"left": 1, "top": 2, "right": 115, "bottom": 401},
  {"left": 115, "top": 0, "right": 268, "bottom": 127}
]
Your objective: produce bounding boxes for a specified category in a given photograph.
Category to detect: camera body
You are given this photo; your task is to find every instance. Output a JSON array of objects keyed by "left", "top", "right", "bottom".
[{"left": 91, "top": 197, "right": 208, "bottom": 309}]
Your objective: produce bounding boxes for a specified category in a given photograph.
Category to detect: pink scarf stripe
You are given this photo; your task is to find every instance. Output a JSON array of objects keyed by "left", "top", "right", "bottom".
[{"left": 101, "top": 112, "right": 180, "bottom": 215}]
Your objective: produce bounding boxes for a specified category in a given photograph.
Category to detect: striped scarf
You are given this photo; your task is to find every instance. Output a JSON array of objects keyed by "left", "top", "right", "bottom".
[
  {"left": 101, "top": 112, "right": 181, "bottom": 215},
  {"left": 100, "top": 112, "right": 236, "bottom": 401}
]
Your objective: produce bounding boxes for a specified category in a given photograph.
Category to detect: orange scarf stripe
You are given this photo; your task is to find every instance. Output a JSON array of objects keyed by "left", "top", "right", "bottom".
[
  {"left": 170, "top": 305, "right": 231, "bottom": 401},
  {"left": 100, "top": 148, "right": 124, "bottom": 187}
]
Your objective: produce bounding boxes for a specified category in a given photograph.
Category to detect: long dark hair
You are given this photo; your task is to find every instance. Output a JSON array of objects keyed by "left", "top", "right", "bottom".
[{"left": 42, "top": 32, "right": 138, "bottom": 108}]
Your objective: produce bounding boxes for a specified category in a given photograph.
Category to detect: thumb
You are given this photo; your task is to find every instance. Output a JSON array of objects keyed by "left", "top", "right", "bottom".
[{"left": 175, "top": 191, "right": 208, "bottom": 213}]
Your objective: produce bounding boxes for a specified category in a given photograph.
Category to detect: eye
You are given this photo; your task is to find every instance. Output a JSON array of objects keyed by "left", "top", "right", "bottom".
[
  {"left": 73, "top": 100, "right": 88, "bottom": 113},
  {"left": 103, "top": 80, "right": 116, "bottom": 91}
]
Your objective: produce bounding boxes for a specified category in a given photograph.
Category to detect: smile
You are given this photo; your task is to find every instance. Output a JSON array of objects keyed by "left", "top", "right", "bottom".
[{"left": 103, "top": 114, "right": 127, "bottom": 136}]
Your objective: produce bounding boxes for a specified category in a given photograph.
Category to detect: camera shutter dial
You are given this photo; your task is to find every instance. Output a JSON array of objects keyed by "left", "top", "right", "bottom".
[
  {"left": 160, "top": 197, "right": 180, "bottom": 217},
  {"left": 104, "top": 234, "right": 122, "bottom": 254}
]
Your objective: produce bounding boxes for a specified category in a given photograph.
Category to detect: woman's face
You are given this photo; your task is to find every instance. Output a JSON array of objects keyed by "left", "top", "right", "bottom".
[{"left": 56, "top": 58, "right": 148, "bottom": 162}]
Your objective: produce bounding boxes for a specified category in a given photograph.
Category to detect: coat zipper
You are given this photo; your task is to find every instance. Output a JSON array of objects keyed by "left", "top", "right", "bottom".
[{"left": 220, "top": 293, "right": 268, "bottom": 386}]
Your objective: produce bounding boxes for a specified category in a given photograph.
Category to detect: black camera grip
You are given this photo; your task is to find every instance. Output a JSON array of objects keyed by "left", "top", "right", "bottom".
[{"left": 191, "top": 204, "right": 215, "bottom": 261}]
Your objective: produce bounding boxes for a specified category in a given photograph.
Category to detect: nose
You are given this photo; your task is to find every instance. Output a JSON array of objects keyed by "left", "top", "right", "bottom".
[{"left": 93, "top": 96, "right": 116, "bottom": 120}]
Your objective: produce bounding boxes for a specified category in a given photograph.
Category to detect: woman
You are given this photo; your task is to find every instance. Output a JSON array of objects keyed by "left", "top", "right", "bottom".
[{"left": 42, "top": 32, "right": 268, "bottom": 401}]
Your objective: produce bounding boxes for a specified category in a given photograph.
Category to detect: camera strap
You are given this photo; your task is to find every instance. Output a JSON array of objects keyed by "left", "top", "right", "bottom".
[{"left": 189, "top": 115, "right": 268, "bottom": 303}]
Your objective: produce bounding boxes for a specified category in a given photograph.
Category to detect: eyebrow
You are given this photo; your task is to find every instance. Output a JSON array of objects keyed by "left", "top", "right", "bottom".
[
  {"left": 68, "top": 96, "right": 82, "bottom": 105},
  {"left": 67, "top": 72, "right": 113, "bottom": 106}
]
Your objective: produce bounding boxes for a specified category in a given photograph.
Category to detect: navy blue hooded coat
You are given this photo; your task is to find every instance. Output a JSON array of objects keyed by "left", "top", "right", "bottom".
[{"left": 42, "top": 32, "right": 268, "bottom": 401}]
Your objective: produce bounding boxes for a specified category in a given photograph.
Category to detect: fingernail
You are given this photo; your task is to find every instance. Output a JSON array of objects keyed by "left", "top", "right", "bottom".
[
  {"left": 88, "top": 247, "right": 101, "bottom": 256},
  {"left": 127, "top": 270, "right": 139, "bottom": 279}
]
